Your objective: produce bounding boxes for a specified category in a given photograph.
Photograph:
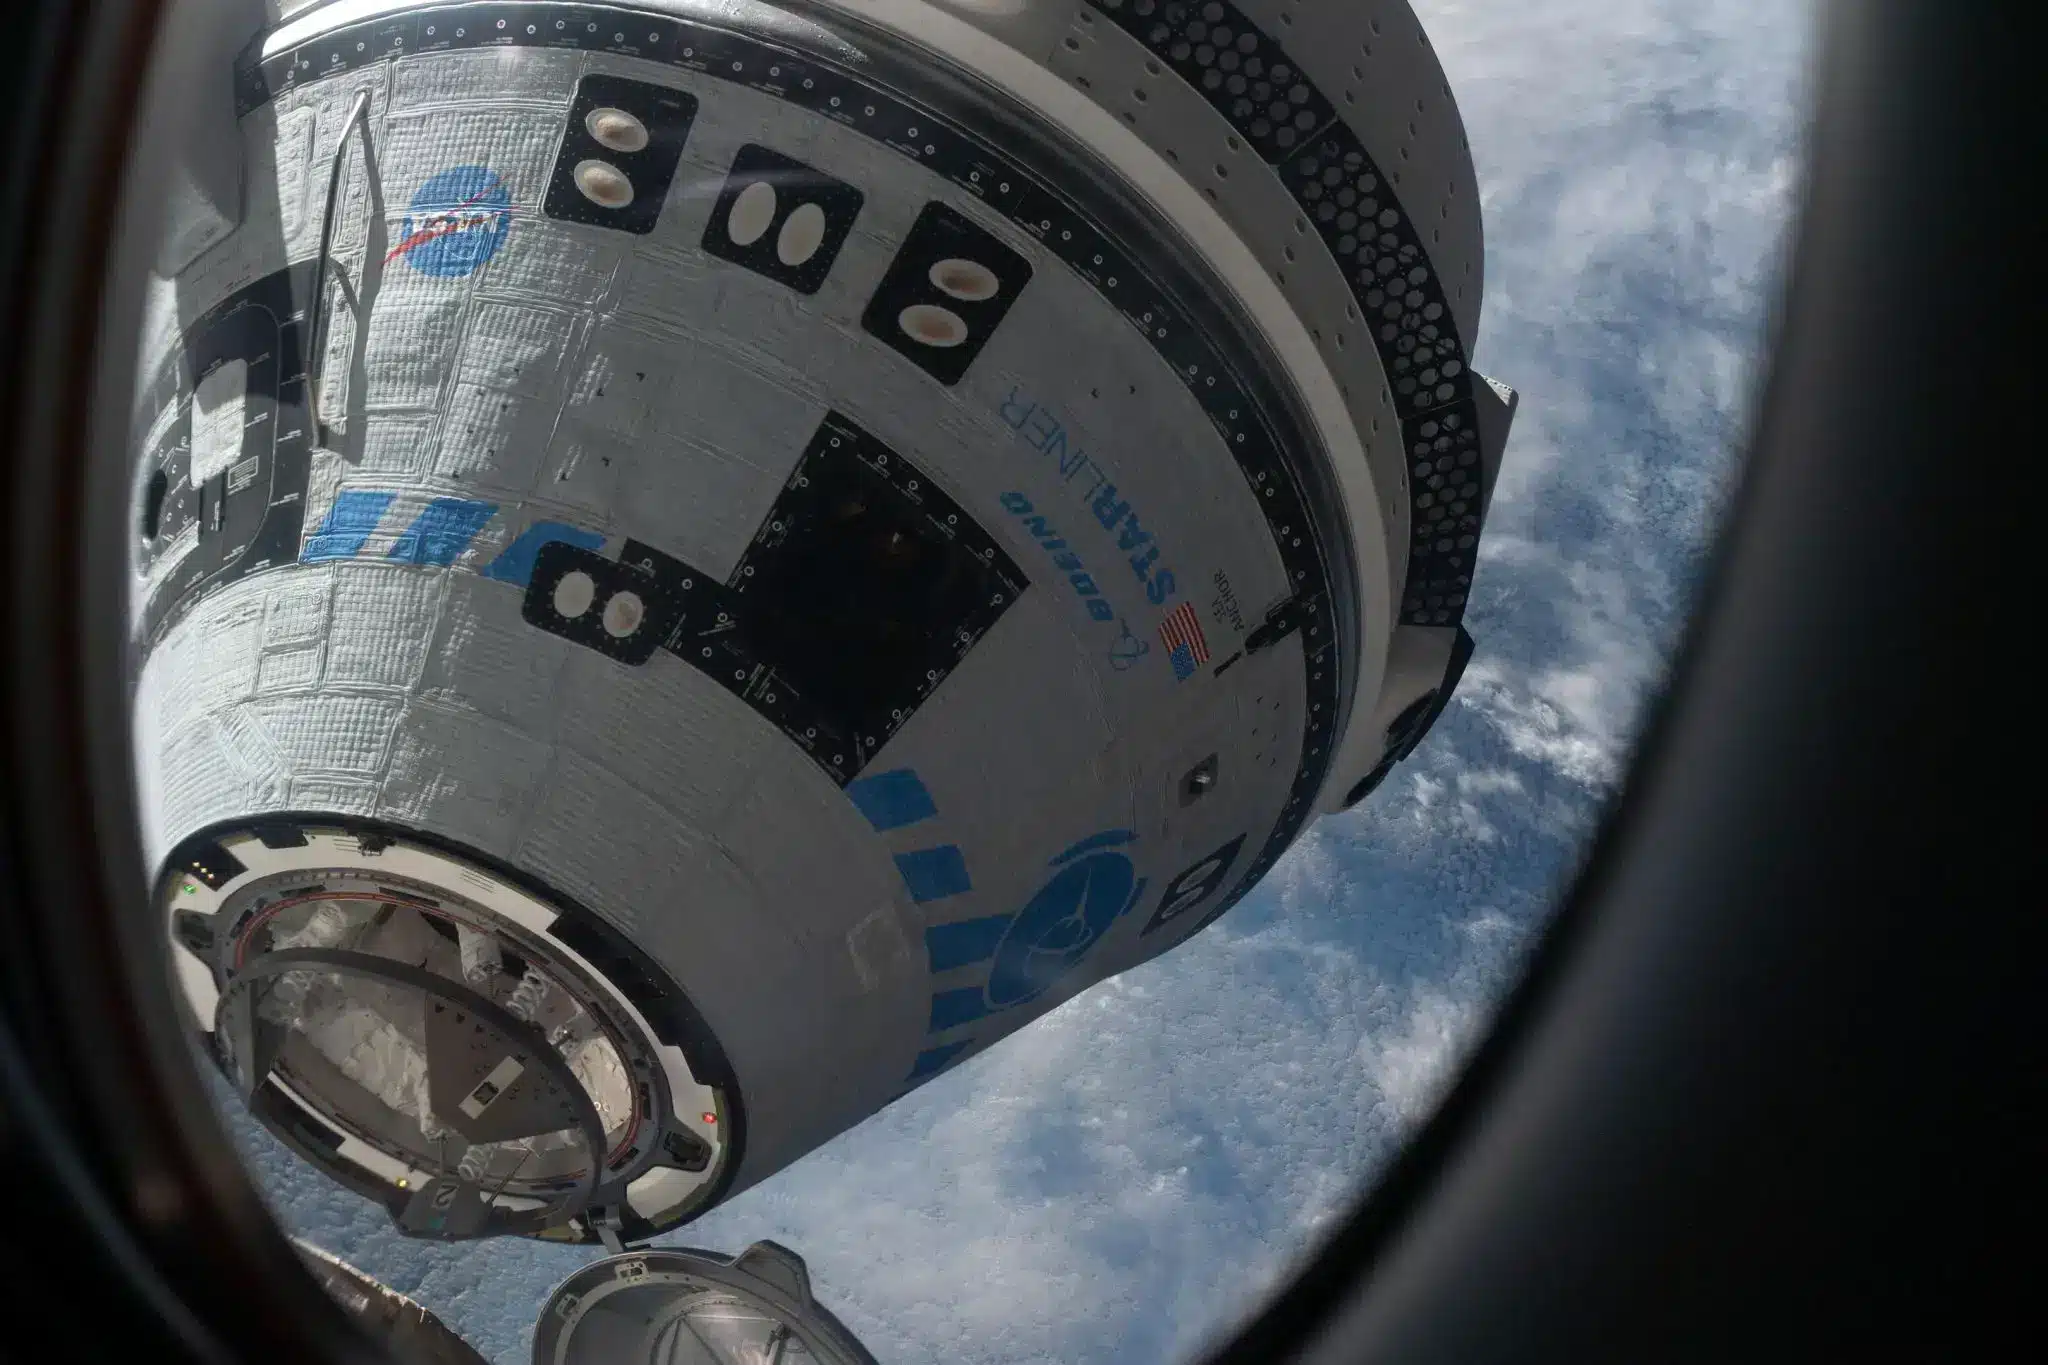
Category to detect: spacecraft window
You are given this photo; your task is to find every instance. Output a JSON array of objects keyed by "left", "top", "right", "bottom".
[
  {"left": 553, "top": 570, "right": 598, "bottom": 620},
  {"left": 728, "top": 180, "right": 779, "bottom": 246},
  {"left": 777, "top": 202, "right": 830, "bottom": 267},
  {"left": 742, "top": 472, "right": 995, "bottom": 733}
]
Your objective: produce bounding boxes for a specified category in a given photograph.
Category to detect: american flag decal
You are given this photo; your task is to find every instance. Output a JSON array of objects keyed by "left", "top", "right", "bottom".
[{"left": 1157, "top": 602, "right": 1210, "bottom": 682}]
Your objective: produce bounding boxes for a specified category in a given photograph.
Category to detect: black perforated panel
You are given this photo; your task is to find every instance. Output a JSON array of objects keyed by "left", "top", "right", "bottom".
[
  {"left": 1084, "top": 0, "right": 1486, "bottom": 625},
  {"left": 860, "top": 200, "right": 1034, "bottom": 385},
  {"left": 541, "top": 72, "right": 697, "bottom": 234},
  {"left": 729, "top": 412, "right": 1029, "bottom": 774},
  {"left": 508, "top": 410, "right": 1026, "bottom": 786},
  {"left": 701, "top": 143, "right": 864, "bottom": 294}
]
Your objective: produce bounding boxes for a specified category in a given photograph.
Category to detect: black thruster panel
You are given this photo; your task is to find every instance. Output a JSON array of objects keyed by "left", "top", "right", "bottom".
[
  {"left": 701, "top": 143, "right": 863, "bottom": 295},
  {"left": 542, "top": 74, "right": 697, "bottom": 235},
  {"left": 1084, "top": 2, "right": 1473, "bottom": 418},
  {"left": 522, "top": 540, "right": 686, "bottom": 665},
  {"left": 861, "top": 202, "right": 1032, "bottom": 386},
  {"left": 1079, "top": 0, "right": 1487, "bottom": 628},
  {"left": 1399, "top": 408, "right": 1486, "bottom": 625},
  {"left": 171, "top": 835, "right": 247, "bottom": 891},
  {"left": 1142, "top": 832, "right": 1248, "bottom": 938},
  {"left": 1095, "top": 0, "right": 1341, "bottom": 163},
  {"left": 730, "top": 412, "right": 1027, "bottom": 761}
]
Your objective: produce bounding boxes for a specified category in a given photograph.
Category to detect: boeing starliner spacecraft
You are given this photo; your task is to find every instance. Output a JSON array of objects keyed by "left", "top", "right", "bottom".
[{"left": 135, "top": 0, "right": 1515, "bottom": 1256}]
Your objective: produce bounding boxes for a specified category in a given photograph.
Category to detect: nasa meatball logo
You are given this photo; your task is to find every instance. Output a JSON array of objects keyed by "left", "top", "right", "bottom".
[
  {"left": 985, "top": 831, "right": 1148, "bottom": 1011},
  {"left": 390, "top": 165, "right": 512, "bottom": 277}
]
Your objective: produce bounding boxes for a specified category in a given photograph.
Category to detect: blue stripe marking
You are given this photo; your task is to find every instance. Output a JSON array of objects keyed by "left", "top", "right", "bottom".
[
  {"left": 894, "top": 846, "right": 971, "bottom": 903},
  {"left": 481, "top": 520, "right": 606, "bottom": 587},
  {"left": 906, "top": 1040, "right": 974, "bottom": 1082},
  {"left": 387, "top": 497, "right": 497, "bottom": 566},
  {"left": 924, "top": 915, "right": 1012, "bottom": 973},
  {"left": 301, "top": 490, "right": 396, "bottom": 563},
  {"left": 928, "top": 988, "right": 991, "bottom": 1032},
  {"left": 845, "top": 769, "right": 938, "bottom": 832}
]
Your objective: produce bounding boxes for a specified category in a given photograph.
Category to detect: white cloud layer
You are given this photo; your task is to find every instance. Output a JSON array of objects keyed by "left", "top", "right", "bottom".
[{"left": 230, "top": 3, "right": 1812, "bottom": 1360}]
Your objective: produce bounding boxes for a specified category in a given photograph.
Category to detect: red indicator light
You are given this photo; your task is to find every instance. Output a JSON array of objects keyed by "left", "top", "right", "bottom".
[{"left": 701, "top": 1111, "right": 717, "bottom": 1125}]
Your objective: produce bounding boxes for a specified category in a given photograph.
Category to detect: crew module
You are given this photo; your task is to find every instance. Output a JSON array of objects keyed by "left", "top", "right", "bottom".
[{"left": 134, "top": 0, "right": 1515, "bottom": 1258}]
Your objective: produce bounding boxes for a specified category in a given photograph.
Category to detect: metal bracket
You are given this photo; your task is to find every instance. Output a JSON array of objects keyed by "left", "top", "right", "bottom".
[
  {"left": 591, "top": 1206, "right": 627, "bottom": 1256},
  {"left": 1245, "top": 592, "right": 1320, "bottom": 656}
]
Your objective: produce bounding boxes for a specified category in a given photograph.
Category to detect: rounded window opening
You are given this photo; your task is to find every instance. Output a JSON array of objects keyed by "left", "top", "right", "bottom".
[{"left": 141, "top": 467, "right": 168, "bottom": 540}]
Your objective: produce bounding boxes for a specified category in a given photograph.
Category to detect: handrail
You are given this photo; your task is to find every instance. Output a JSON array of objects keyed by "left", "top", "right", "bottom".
[{"left": 304, "top": 88, "right": 370, "bottom": 442}]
